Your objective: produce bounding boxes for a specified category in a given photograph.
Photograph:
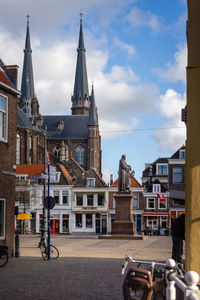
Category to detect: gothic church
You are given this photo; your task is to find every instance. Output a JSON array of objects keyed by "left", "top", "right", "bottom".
[{"left": 17, "top": 16, "right": 102, "bottom": 180}]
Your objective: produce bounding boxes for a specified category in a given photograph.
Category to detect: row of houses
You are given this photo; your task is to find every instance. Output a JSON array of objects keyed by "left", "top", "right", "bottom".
[{"left": 15, "top": 144, "right": 185, "bottom": 236}]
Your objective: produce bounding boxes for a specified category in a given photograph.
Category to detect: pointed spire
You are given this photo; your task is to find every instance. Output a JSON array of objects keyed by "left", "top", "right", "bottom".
[
  {"left": 88, "top": 84, "right": 98, "bottom": 126},
  {"left": 71, "top": 14, "right": 89, "bottom": 115},
  {"left": 20, "top": 15, "right": 35, "bottom": 116}
]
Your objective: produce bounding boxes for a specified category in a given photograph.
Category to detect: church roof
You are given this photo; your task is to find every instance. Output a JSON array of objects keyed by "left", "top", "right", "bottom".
[
  {"left": 88, "top": 85, "right": 98, "bottom": 126},
  {"left": 17, "top": 107, "right": 33, "bottom": 129},
  {"left": 42, "top": 115, "right": 89, "bottom": 139}
]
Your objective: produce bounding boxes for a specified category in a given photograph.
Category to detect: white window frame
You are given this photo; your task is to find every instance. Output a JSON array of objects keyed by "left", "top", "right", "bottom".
[
  {"left": 152, "top": 184, "right": 161, "bottom": 193},
  {"left": 147, "top": 198, "right": 155, "bottom": 209},
  {"left": 62, "top": 191, "right": 68, "bottom": 205},
  {"left": 113, "top": 197, "right": 116, "bottom": 209},
  {"left": 179, "top": 150, "right": 185, "bottom": 159},
  {"left": 16, "top": 134, "right": 21, "bottom": 164},
  {"left": 147, "top": 218, "right": 158, "bottom": 229},
  {"left": 87, "top": 194, "right": 94, "bottom": 206},
  {"left": 173, "top": 167, "right": 182, "bottom": 184},
  {"left": 53, "top": 190, "right": 60, "bottom": 204},
  {"left": 158, "top": 199, "right": 167, "bottom": 209},
  {"left": 0, "top": 198, "right": 6, "bottom": 240},
  {"left": 133, "top": 194, "right": 139, "bottom": 209},
  {"left": 156, "top": 163, "right": 168, "bottom": 175},
  {"left": 86, "top": 178, "right": 95, "bottom": 187},
  {"left": 0, "top": 94, "right": 8, "bottom": 142}
]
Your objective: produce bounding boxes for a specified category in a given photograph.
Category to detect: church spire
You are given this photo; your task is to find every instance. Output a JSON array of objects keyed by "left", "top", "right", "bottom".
[
  {"left": 20, "top": 15, "right": 36, "bottom": 116},
  {"left": 71, "top": 13, "right": 89, "bottom": 115},
  {"left": 88, "top": 84, "right": 98, "bottom": 126}
]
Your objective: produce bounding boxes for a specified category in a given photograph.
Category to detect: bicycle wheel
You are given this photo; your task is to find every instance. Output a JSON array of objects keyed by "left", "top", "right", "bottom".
[
  {"left": 40, "top": 245, "right": 48, "bottom": 261},
  {"left": 0, "top": 251, "right": 8, "bottom": 267},
  {"left": 50, "top": 245, "right": 59, "bottom": 259}
]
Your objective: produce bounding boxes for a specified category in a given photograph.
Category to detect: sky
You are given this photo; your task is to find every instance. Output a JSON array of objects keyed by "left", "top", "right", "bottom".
[{"left": 0, "top": 0, "right": 187, "bottom": 184}]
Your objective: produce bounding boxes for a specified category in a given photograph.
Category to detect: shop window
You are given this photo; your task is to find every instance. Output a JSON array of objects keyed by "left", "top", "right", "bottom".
[
  {"left": 62, "top": 191, "right": 68, "bottom": 205},
  {"left": 98, "top": 194, "right": 104, "bottom": 206},
  {"left": 87, "top": 194, "right": 94, "bottom": 206},
  {"left": 76, "top": 194, "right": 83, "bottom": 206},
  {"left": 0, "top": 95, "right": 7, "bottom": 142},
  {"left": 147, "top": 198, "right": 155, "bottom": 209},
  {"left": 133, "top": 194, "right": 139, "bottom": 209},
  {"left": 173, "top": 168, "right": 182, "bottom": 184},
  {"left": 86, "top": 214, "right": 92, "bottom": 228},
  {"left": 62, "top": 215, "right": 69, "bottom": 232},
  {"left": 76, "top": 214, "right": 82, "bottom": 228},
  {"left": 0, "top": 199, "right": 5, "bottom": 239},
  {"left": 147, "top": 217, "right": 158, "bottom": 229},
  {"left": 53, "top": 191, "right": 59, "bottom": 204}
]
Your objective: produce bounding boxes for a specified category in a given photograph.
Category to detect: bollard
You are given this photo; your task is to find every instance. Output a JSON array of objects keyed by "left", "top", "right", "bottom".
[{"left": 15, "top": 234, "right": 20, "bottom": 258}]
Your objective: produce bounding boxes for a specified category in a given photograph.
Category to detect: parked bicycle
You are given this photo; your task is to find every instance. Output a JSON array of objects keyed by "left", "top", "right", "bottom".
[
  {"left": 38, "top": 231, "right": 59, "bottom": 261},
  {"left": 121, "top": 254, "right": 185, "bottom": 300},
  {"left": 0, "top": 245, "right": 9, "bottom": 267}
]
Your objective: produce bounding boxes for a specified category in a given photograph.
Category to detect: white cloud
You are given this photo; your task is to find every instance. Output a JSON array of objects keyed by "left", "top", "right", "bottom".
[
  {"left": 127, "top": 7, "right": 161, "bottom": 33},
  {"left": 153, "top": 89, "right": 186, "bottom": 152},
  {"left": 114, "top": 39, "right": 136, "bottom": 56},
  {"left": 154, "top": 44, "right": 187, "bottom": 83}
]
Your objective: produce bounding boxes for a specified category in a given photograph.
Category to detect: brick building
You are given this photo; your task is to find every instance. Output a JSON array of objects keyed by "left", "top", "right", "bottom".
[{"left": 0, "top": 59, "right": 20, "bottom": 255}]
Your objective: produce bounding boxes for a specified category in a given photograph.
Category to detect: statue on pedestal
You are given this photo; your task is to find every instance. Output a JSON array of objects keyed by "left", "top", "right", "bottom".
[{"left": 118, "top": 155, "right": 131, "bottom": 193}]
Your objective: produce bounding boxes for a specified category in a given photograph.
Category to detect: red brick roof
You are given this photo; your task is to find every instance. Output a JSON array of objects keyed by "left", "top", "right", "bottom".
[
  {"left": 0, "top": 68, "right": 12, "bottom": 87},
  {"left": 58, "top": 164, "right": 73, "bottom": 185},
  {"left": 16, "top": 165, "right": 44, "bottom": 179},
  {"left": 111, "top": 173, "right": 142, "bottom": 188}
]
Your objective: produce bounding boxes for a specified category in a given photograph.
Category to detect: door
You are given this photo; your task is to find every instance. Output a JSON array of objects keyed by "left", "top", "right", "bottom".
[
  {"left": 96, "top": 214, "right": 100, "bottom": 234},
  {"left": 50, "top": 219, "right": 60, "bottom": 234},
  {"left": 101, "top": 216, "right": 107, "bottom": 234}
]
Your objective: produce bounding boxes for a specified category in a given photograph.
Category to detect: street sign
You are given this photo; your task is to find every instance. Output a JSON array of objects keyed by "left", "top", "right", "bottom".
[
  {"left": 17, "top": 213, "right": 32, "bottom": 220},
  {"left": 44, "top": 196, "right": 56, "bottom": 209}
]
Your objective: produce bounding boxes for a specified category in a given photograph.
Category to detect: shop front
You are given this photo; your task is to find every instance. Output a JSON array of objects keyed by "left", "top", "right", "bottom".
[{"left": 143, "top": 212, "right": 169, "bottom": 235}]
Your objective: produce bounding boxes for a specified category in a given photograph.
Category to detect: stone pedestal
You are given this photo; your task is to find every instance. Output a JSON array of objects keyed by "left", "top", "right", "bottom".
[{"left": 111, "top": 193, "right": 137, "bottom": 235}]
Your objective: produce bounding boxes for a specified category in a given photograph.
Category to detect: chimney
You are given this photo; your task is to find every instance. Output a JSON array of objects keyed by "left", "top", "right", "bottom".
[{"left": 110, "top": 174, "right": 113, "bottom": 186}]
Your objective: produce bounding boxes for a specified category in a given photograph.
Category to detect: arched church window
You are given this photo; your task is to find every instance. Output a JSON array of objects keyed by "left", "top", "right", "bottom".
[
  {"left": 76, "top": 146, "right": 85, "bottom": 165},
  {"left": 16, "top": 134, "right": 20, "bottom": 164},
  {"left": 53, "top": 146, "right": 61, "bottom": 161},
  {"left": 29, "top": 136, "right": 33, "bottom": 164}
]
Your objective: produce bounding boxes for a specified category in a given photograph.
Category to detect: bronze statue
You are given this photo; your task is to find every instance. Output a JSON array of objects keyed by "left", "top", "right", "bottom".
[{"left": 118, "top": 155, "right": 131, "bottom": 192}]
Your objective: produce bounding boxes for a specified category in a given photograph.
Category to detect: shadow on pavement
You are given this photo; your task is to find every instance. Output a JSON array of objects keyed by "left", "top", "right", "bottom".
[{"left": 0, "top": 256, "right": 123, "bottom": 300}]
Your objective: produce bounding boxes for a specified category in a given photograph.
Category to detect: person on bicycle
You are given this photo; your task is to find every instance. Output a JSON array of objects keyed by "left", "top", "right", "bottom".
[{"left": 171, "top": 214, "right": 185, "bottom": 263}]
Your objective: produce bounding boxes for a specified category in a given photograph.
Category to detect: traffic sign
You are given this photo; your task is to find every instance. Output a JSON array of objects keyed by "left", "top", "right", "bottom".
[{"left": 44, "top": 196, "right": 56, "bottom": 209}]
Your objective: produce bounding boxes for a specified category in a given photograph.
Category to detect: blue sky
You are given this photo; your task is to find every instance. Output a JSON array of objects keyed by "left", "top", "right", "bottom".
[{"left": 0, "top": 0, "right": 187, "bottom": 183}]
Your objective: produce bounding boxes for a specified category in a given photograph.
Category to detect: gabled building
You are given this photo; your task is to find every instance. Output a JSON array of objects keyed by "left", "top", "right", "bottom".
[
  {"left": 0, "top": 59, "right": 20, "bottom": 255},
  {"left": 109, "top": 172, "right": 144, "bottom": 233}
]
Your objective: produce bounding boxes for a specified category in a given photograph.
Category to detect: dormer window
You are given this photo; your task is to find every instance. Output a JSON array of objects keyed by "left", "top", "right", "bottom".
[
  {"left": 87, "top": 178, "right": 95, "bottom": 187},
  {"left": 156, "top": 164, "right": 168, "bottom": 175},
  {"left": 153, "top": 184, "right": 161, "bottom": 193},
  {"left": 179, "top": 150, "right": 185, "bottom": 159}
]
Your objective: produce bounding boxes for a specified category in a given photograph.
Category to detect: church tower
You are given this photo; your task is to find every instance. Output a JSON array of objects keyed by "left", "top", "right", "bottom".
[
  {"left": 20, "top": 16, "right": 39, "bottom": 116},
  {"left": 71, "top": 15, "right": 90, "bottom": 115},
  {"left": 87, "top": 84, "right": 101, "bottom": 174}
]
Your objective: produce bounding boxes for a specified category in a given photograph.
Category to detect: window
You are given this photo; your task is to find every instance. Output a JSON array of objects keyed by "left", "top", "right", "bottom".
[
  {"left": 158, "top": 199, "right": 167, "bottom": 209},
  {"left": 147, "top": 217, "right": 158, "bottom": 229},
  {"left": 53, "top": 146, "right": 60, "bottom": 160},
  {"left": 133, "top": 194, "right": 139, "bottom": 209},
  {"left": 76, "top": 194, "right": 83, "bottom": 206},
  {"left": 87, "top": 194, "right": 94, "bottom": 206},
  {"left": 179, "top": 150, "right": 185, "bottom": 159},
  {"left": 16, "top": 134, "right": 21, "bottom": 164},
  {"left": 76, "top": 146, "right": 85, "bottom": 165},
  {"left": 62, "top": 214, "right": 69, "bottom": 232},
  {"left": 0, "top": 199, "right": 5, "bottom": 239},
  {"left": 0, "top": 95, "right": 7, "bottom": 142},
  {"left": 87, "top": 178, "right": 95, "bottom": 187},
  {"left": 53, "top": 191, "right": 59, "bottom": 204},
  {"left": 98, "top": 194, "right": 104, "bottom": 206},
  {"left": 29, "top": 136, "right": 33, "bottom": 164},
  {"left": 113, "top": 197, "right": 116, "bottom": 209},
  {"left": 86, "top": 214, "right": 92, "bottom": 228},
  {"left": 157, "top": 164, "right": 168, "bottom": 175},
  {"left": 76, "top": 214, "right": 82, "bottom": 228},
  {"left": 62, "top": 191, "right": 68, "bottom": 205},
  {"left": 153, "top": 184, "right": 161, "bottom": 193},
  {"left": 173, "top": 168, "right": 182, "bottom": 184},
  {"left": 147, "top": 198, "right": 155, "bottom": 209}
]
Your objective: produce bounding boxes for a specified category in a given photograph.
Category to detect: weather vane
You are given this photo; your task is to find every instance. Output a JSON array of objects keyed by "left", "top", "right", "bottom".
[{"left": 26, "top": 15, "right": 30, "bottom": 24}]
